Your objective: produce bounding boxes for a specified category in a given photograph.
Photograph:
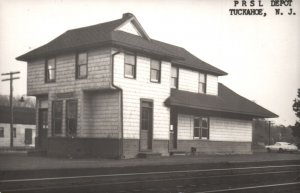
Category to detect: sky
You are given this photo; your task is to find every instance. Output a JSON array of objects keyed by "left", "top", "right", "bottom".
[{"left": 0, "top": 0, "right": 299, "bottom": 126}]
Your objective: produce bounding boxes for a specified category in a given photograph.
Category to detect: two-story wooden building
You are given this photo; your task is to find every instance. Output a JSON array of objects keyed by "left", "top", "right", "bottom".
[{"left": 16, "top": 13, "right": 277, "bottom": 158}]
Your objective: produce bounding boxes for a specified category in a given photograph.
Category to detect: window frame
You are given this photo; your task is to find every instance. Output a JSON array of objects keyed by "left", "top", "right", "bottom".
[
  {"left": 24, "top": 128, "right": 33, "bottom": 145},
  {"left": 66, "top": 100, "right": 78, "bottom": 137},
  {"left": 193, "top": 116, "right": 209, "bottom": 140},
  {"left": 52, "top": 100, "right": 63, "bottom": 136},
  {"left": 150, "top": 59, "right": 161, "bottom": 83},
  {"left": 140, "top": 99, "right": 154, "bottom": 131},
  {"left": 0, "top": 127, "right": 4, "bottom": 137},
  {"left": 124, "top": 53, "right": 136, "bottom": 79},
  {"left": 171, "top": 66, "right": 179, "bottom": 89},
  {"left": 76, "top": 52, "right": 88, "bottom": 79},
  {"left": 13, "top": 127, "right": 16, "bottom": 138},
  {"left": 198, "top": 73, "right": 206, "bottom": 94},
  {"left": 45, "top": 58, "right": 56, "bottom": 83}
]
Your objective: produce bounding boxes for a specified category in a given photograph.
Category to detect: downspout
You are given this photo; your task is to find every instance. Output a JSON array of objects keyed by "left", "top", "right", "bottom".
[{"left": 111, "top": 50, "right": 124, "bottom": 159}]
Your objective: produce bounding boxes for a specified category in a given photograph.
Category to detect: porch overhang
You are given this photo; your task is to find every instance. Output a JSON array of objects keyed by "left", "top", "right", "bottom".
[{"left": 165, "top": 84, "right": 278, "bottom": 119}]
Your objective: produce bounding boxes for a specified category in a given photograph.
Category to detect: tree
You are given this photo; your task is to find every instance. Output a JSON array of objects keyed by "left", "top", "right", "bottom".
[
  {"left": 291, "top": 89, "right": 300, "bottom": 138},
  {"left": 0, "top": 95, "right": 35, "bottom": 108}
]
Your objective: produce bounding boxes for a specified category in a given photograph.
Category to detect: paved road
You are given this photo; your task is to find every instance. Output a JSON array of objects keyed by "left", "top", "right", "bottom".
[{"left": 1, "top": 161, "right": 300, "bottom": 193}]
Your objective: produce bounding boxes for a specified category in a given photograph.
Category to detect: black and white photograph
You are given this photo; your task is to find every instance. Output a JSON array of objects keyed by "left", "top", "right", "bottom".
[{"left": 0, "top": 0, "right": 299, "bottom": 192}]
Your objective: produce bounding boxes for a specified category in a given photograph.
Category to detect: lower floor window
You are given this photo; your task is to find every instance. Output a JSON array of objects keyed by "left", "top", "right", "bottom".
[
  {"left": 24, "top": 128, "right": 33, "bottom": 145},
  {"left": 194, "top": 116, "right": 209, "bottom": 139},
  {"left": 66, "top": 100, "right": 77, "bottom": 136},
  {"left": 51, "top": 100, "right": 78, "bottom": 137},
  {"left": 52, "top": 101, "right": 63, "bottom": 135},
  {"left": 0, "top": 127, "right": 4, "bottom": 137},
  {"left": 13, "top": 128, "right": 16, "bottom": 138}
]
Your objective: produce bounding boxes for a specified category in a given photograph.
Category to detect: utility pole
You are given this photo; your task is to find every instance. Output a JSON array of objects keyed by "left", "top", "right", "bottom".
[
  {"left": 1, "top": 71, "right": 20, "bottom": 149},
  {"left": 268, "top": 121, "right": 273, "bottom": 145}
]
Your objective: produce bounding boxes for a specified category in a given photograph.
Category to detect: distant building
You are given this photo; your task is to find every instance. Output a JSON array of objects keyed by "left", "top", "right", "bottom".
[
  {"left": 0, "top": 106, "right": 36, "bottom": 148},
  {"left": 16, "top": 13, "right": 277, "bottom": 158}
]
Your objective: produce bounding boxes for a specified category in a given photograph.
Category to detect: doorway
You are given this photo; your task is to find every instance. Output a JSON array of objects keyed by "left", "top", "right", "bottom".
[
  {"left": 140, "top": 100, "right": 153, "bottom": 151},
  {"left": 38, "top": 109, "right": 48, "bottom": 150},
  {"left": 170, "top": 110, "right": 178, "bottom": 149}
]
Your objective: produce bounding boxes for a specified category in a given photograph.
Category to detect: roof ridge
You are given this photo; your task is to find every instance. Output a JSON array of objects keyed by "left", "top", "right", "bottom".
[{"left": 65, "top": 18, "right": 124, "bottom": 33}]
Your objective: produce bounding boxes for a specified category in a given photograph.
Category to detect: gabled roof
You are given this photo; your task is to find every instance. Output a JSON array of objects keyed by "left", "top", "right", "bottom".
[
  {"left": 167, "top": 83, "right": 278, "bottom": 118},
  {"left": 16, "top": 13, "right": 227, "bottom": 76},
  {"left": 0, "top": 106, "right": 36, "bottom": 125}
]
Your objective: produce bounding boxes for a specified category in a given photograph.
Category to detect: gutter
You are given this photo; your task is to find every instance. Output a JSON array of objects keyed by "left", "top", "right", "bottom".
[{"left": 111, "top": 50, "right": 124, "bottom": 159}]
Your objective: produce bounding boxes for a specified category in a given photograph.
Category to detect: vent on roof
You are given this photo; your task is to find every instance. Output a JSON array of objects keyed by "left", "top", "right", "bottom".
[{"left": 123, "top": 13, "right": 134, "bottom": 19}]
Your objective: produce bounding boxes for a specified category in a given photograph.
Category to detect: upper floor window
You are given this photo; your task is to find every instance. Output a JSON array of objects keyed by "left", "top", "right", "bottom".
[
  {"left": 150, "top": 60, "right": 161, "bottom": 83},
  {"left": 76, "top": 52, "right": 88, "bottom": 79},
  {"left": 198, "top": 73, "right": 206, "bottom": 93},
  {"left": 124, "top": 53, "right": 136, "bottom": 79},
  {"left": 66, "top": 100, "right": 77, "bottom": 137},
  {"left": 194, "top": 116, "right": 209, "bottom": 140},
  {"left": 171, "top": 66, "right": 178, "bottom": 89},
  {"left": 0, "top": 127, "right": 4, "bottom": 137},
  {"left": 45, "top": 58, "right": 56, "bottom": 83},
  {"left": 52, "top": 101, "right": 63, "bottom": 135}
]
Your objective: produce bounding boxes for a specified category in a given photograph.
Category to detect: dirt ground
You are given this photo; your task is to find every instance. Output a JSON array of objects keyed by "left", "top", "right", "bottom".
[{"left": 0, "top": 151, "right": 300, "bottom": 171}]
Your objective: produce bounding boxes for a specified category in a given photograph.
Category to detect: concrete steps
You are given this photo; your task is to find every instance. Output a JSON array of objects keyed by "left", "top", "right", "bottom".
[{"left": 169, "top": 150, "right": 186, "bottom": 156}]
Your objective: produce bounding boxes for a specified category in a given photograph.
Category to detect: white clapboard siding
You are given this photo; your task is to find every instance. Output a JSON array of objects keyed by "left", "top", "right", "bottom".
[
  {"left": 210, "top": 117, "right": 252, "bottom": 142},
  {"left": 178, "top": 68, "right": 218, "bottom": 95},
  {"left": 0, "top": 123, "right": 36, "bottom": 147},
  {"left": 117, "top": 21, "right": 141, "bottom": 36},
  {"left": 177, "top": 114, "right": 193, "bottom": 140},
  {"left": 113, "top": 51, "right": 171, "bottom": 140},
  {"left": 178, "top": 68, "right": 199, "bottom": 93},
  {"left": 206, "top": 74, "right": 218, "bottom": 95},
  {"left": 177, "top": 114, "right": 252, "bottom": 142}
]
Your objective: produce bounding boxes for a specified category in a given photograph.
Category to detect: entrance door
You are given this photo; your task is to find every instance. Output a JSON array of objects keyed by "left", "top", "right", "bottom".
[
  {"left": 170, "top": 110, "right": 178, "bottom": 149},
  {"left": 38, "top": 109, "right": 48, "bottom": 150},
  {"left": 140, "top": 100, "right": 153, "bottom": 151},
  {"left": 24, "top": 129, "right": 32, "bottom": 145}
]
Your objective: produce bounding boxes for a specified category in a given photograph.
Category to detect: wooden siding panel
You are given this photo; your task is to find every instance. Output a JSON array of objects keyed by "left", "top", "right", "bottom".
[
  {"left": 113, "top": 52, "right": 171, "bottom": 140},
  {"left": 177, "top": 68, "right": 219, "bottom": 95},
  {"left": 210, "top": 117, "right": 252, "bottom": 142},
  {"left": 178, "top": 68, "right": 198, "bottom": 93},
  {"left": 81, "top": 91, "right": 120, "bottom": 138},
  {"left": 177, "top": 114, "right": 252, "bottom": 142},
  {"left": 177, "top": 114, "right": 193, "bottom": 140},
  {"left": 27, "top": 48, "right": 112, "bottom": 96},
  {"left": 206, "top": 74, "right": 218, "bottom": 95},
  {"left": 27, "top": 59, "right": 50, "bottom": 95},
  {"left": 0, "top": 123, "right": 36, "bottom": 147}
]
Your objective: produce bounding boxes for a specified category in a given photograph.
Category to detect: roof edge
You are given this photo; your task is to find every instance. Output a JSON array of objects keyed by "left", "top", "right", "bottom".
[
  {"left": 169, "top": 102, "right": 278, "bottom": 118},
  {"left": 16, "top": 39, "right": 183, "bottom": 62},
  {"left": 172, "top": 62, "right": 228, "bottom": 76}
]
